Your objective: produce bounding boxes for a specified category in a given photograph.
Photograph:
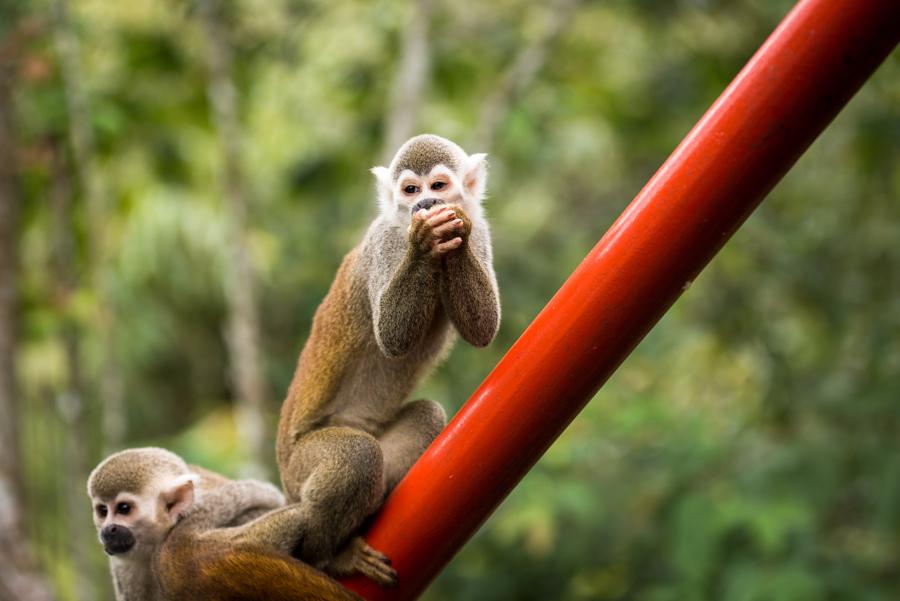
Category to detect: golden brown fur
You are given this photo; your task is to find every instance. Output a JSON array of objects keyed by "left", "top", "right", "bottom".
[
  {"left": 158, "top": 509, "right": 361, "bottom": 601},
  {"left": 276, "top": 135, "right": 500, "bottom": 582},
  {"left": 88, "top": 448, "right": 362, "bottom": 601}
]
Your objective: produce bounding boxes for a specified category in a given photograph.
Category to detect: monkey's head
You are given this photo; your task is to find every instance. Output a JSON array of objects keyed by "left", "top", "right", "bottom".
[
  {"left": 87, "top": 447, "right": 199, "bottom": 560},
  {"left": 371, "top": 134, "right": 488, "bottom": 224}
]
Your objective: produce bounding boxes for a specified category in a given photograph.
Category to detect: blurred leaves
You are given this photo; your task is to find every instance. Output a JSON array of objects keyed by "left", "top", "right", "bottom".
[{"left": 7, "top": 0, "right": 899, "bottom": 600}]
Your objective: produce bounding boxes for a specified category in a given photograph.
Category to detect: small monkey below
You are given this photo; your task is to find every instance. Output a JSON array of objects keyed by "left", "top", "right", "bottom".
[{"left": 88, "top": 447, "right": 375, "bottom": 601}]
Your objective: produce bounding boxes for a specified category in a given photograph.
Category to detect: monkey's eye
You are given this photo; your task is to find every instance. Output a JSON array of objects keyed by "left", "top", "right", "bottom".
[
  {"left": 96, "top": 505, "right": 108, "bottom": 518},
  {"left": 116, "top": 502, "right": 131, "bottom": 515},
  {"left": 431, "top": 181, "right": 447, "bottom": 191},
  {"left": 403, "top": 185, "right": 420, "bottom": 195}
]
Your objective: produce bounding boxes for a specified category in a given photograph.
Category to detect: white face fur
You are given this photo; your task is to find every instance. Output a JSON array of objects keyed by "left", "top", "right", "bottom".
[
  {"left": 371, "top": 136, "right": 488, "bottom": 225},
  {"left": 91, "top": 474, "right": 197, "bottom": 560}
]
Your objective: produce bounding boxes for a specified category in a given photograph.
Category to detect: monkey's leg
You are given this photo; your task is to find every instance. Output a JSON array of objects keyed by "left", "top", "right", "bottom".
[
  {"left": 284, "top": 427, "right": 386, "bottom": 565},
  {"left": 378, "top": 399, "right": 447, "bottom": 494},
  {"left": 216, "top": 501, "right": 400, "bottom": 587},
  {"left": 313, "top": 403, "right": 449, "bottom": 589}
]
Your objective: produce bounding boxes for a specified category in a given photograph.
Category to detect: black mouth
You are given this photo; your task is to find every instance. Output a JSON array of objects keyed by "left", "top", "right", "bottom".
[{"left": 103, "top": 541, "right": 135, "bottom": 556}]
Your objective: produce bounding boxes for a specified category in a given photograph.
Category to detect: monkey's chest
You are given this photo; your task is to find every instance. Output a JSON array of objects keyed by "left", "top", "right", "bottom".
[{"left": 328, "top": 321, "right": 455, "bottom": 435}]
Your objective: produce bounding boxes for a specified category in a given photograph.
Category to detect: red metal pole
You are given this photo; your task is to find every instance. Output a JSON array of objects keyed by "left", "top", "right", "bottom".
[{"left": 343, "top": 0, "right": 900, "bottom": 598}]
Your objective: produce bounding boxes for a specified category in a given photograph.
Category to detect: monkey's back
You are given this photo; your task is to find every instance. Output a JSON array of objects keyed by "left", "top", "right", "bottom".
[{"left": 276, "top": 248, "right": 369, "bottom": 465}]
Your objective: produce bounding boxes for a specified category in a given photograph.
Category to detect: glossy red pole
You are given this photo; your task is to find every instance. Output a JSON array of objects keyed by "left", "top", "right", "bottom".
[{"left": 342, "top": 0, "right": 900, "bottom": 598}]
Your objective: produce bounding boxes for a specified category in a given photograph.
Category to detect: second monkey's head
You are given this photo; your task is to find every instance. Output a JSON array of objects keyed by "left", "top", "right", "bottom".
[
  {"left": 87, "top": 447, "right": 199, "bottom": 561},
  {"left": 371, "top": 134, "right": 488, "bottom": 224}
]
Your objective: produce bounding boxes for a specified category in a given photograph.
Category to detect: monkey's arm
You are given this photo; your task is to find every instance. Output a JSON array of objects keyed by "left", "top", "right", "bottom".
[
  {"left": 441, "top": 209, "right": 500, "bottom": 347},
  {"left": 366, "top": 220, "right": 442, "bottom": 358},
  {"left": 188, "top": 479, "right": 285, "bottom": 530}
]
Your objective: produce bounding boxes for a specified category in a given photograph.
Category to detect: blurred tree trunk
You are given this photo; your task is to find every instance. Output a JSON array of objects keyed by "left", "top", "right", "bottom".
[
  {"left": 52, "top": 0, "right": 126, "bottom": 452},
  {"left": 380, "top": 0, "right": 434, "bottom": 162},
  {"left": 48, "top": 138, "right": 97, "bottom": 601},
  {"left": 199, "top": 0, "right": 269, "bottom": 479},
  {"left": 0, "top": 25, "right": 56, "bottom": 601},
  {"left": 51, "top": 1, "right": 122, "bottom": 590},
  {"left": 472, "top": 0, "right": 582, "bottom": 151}
]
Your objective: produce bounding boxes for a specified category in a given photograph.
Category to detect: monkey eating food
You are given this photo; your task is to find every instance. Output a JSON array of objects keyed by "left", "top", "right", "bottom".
[{"left": 276, "top": 134, "right": 501, "bottom": 580}]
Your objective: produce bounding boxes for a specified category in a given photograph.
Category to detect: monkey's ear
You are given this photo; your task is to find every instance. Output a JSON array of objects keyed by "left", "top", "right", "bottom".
[
  {"left": 370, "top": 166, "right": 393, "bottom": 213},
  {"left": 463, "top": 153, "right": 488, "bottom": 201},
  {"left": 160, "top": 473, "right": 198, "bottom": 520}
]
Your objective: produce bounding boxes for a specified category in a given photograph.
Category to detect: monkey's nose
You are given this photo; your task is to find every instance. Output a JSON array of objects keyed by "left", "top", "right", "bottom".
[
  {"left": 101, "top": 524, "right": 136, "bottom": 555},
  {"left": 411, "top": 197, "right": 444, "bottom": 214}
]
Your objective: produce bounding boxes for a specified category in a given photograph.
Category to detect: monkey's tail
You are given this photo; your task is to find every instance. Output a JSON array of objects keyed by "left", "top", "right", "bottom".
[{"left": 194, "top": 546, "right": 364, "bottom": 601}]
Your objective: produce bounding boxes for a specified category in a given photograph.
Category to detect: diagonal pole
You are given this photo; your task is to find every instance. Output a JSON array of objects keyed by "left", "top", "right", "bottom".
[{"left": 342, "top": 0, "right": 900, "bottom": 598}]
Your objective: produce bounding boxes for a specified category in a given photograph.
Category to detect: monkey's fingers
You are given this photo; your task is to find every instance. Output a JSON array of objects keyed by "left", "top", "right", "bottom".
[
  {"left": 410, "top": 209, "right": 457, "bottom": 248},
  {"left": 425, "top": 207, "right": 457, "bottom": 228},
  {"left": 412, "top": 205, "right": 448, "bottom": 225},
  {"left": 408, "top": 208, "right": 431, "bottom": 235},
  {"left": 445, "top": 204, "right": 473, "bottom": 234},
  {"left": 431, "top": 219, "right": 464, "bottom": 240},
  {"left": 423, "top": 203, "right": 451, "bottom": 217},
  {"left": 434, "top": 237, "right": 463, "bottom": 255}
]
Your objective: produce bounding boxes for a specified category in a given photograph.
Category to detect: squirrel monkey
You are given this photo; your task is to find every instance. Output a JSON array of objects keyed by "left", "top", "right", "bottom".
[
  {"left": 88, "top": 447, "right": 373, "bottom": 601},
  {"left": 277, "top": 134, "right": 501, "bottom": 575}
]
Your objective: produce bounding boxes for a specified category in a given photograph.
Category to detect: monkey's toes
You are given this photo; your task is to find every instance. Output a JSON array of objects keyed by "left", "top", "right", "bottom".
[
  {"left": 361, "top": 556, "right": 398, "bottom": 587},
  {"left": 361, "top": 544, "right": 390, "bottom": 564},
  {"left": 351, "top": 540, "right": 397, "bottom": 586}
]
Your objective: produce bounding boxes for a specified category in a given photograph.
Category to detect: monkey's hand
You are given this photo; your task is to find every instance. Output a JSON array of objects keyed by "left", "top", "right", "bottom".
[
  {"left": 408, "top": 205, "right": 466, "bottom": 261},
  {"left": 444, "top": 204, "right": 472, "bottom": 243},
  {"left": 324, "top": 536, "right": 398, "bottom": 587}
]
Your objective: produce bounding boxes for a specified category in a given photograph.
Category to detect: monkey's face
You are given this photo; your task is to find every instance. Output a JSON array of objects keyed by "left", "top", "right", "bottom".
[
  {"left": 397, "top": 164, "right": 460, "bottom": 215},
  {"left": 91, "top": 490, "right": 165, "bottom": 558},
  {"left": 88, "top": 448, "right": 199, "bottom": 560},
  {"left": 372, "top": 134, "right": 488, "bottom": 224},
  {"left": 91, "top": 474, "right": 195, "bottom": 559}
]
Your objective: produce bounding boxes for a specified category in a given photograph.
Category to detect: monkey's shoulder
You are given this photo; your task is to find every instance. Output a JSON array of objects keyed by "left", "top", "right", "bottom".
[{"left": 358, "top": 218, "right": 407, "bottom": 258}]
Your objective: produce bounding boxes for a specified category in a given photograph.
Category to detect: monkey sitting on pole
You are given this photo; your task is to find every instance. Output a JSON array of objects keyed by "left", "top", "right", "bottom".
[
  {"left": 277, "top": 134, "right": 501, "bottom": 578},
  {"left": 88, "top": 447, "right": 380, "bottom": 601}
]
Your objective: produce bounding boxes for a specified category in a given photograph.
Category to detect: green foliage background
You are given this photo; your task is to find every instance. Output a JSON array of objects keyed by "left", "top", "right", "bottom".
[{"left": 7, "top": 0, "right": 900, "bottom": 599}]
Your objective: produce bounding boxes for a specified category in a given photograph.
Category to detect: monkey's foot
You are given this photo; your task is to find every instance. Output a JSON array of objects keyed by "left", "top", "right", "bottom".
[{"left": 325, "top": 536, "right": 398, "bottom": 587}]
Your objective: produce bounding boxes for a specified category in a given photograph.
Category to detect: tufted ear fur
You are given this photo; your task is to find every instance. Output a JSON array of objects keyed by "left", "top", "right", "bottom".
[
  {"left": 463, "top": 153, "right": 488, "bottom": 201},
  {"left": 371, "top": 166, "right": 393, "bottom": 214},
  {"left": 160, "top": 473, "right": 198, "bottom": 522}
]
